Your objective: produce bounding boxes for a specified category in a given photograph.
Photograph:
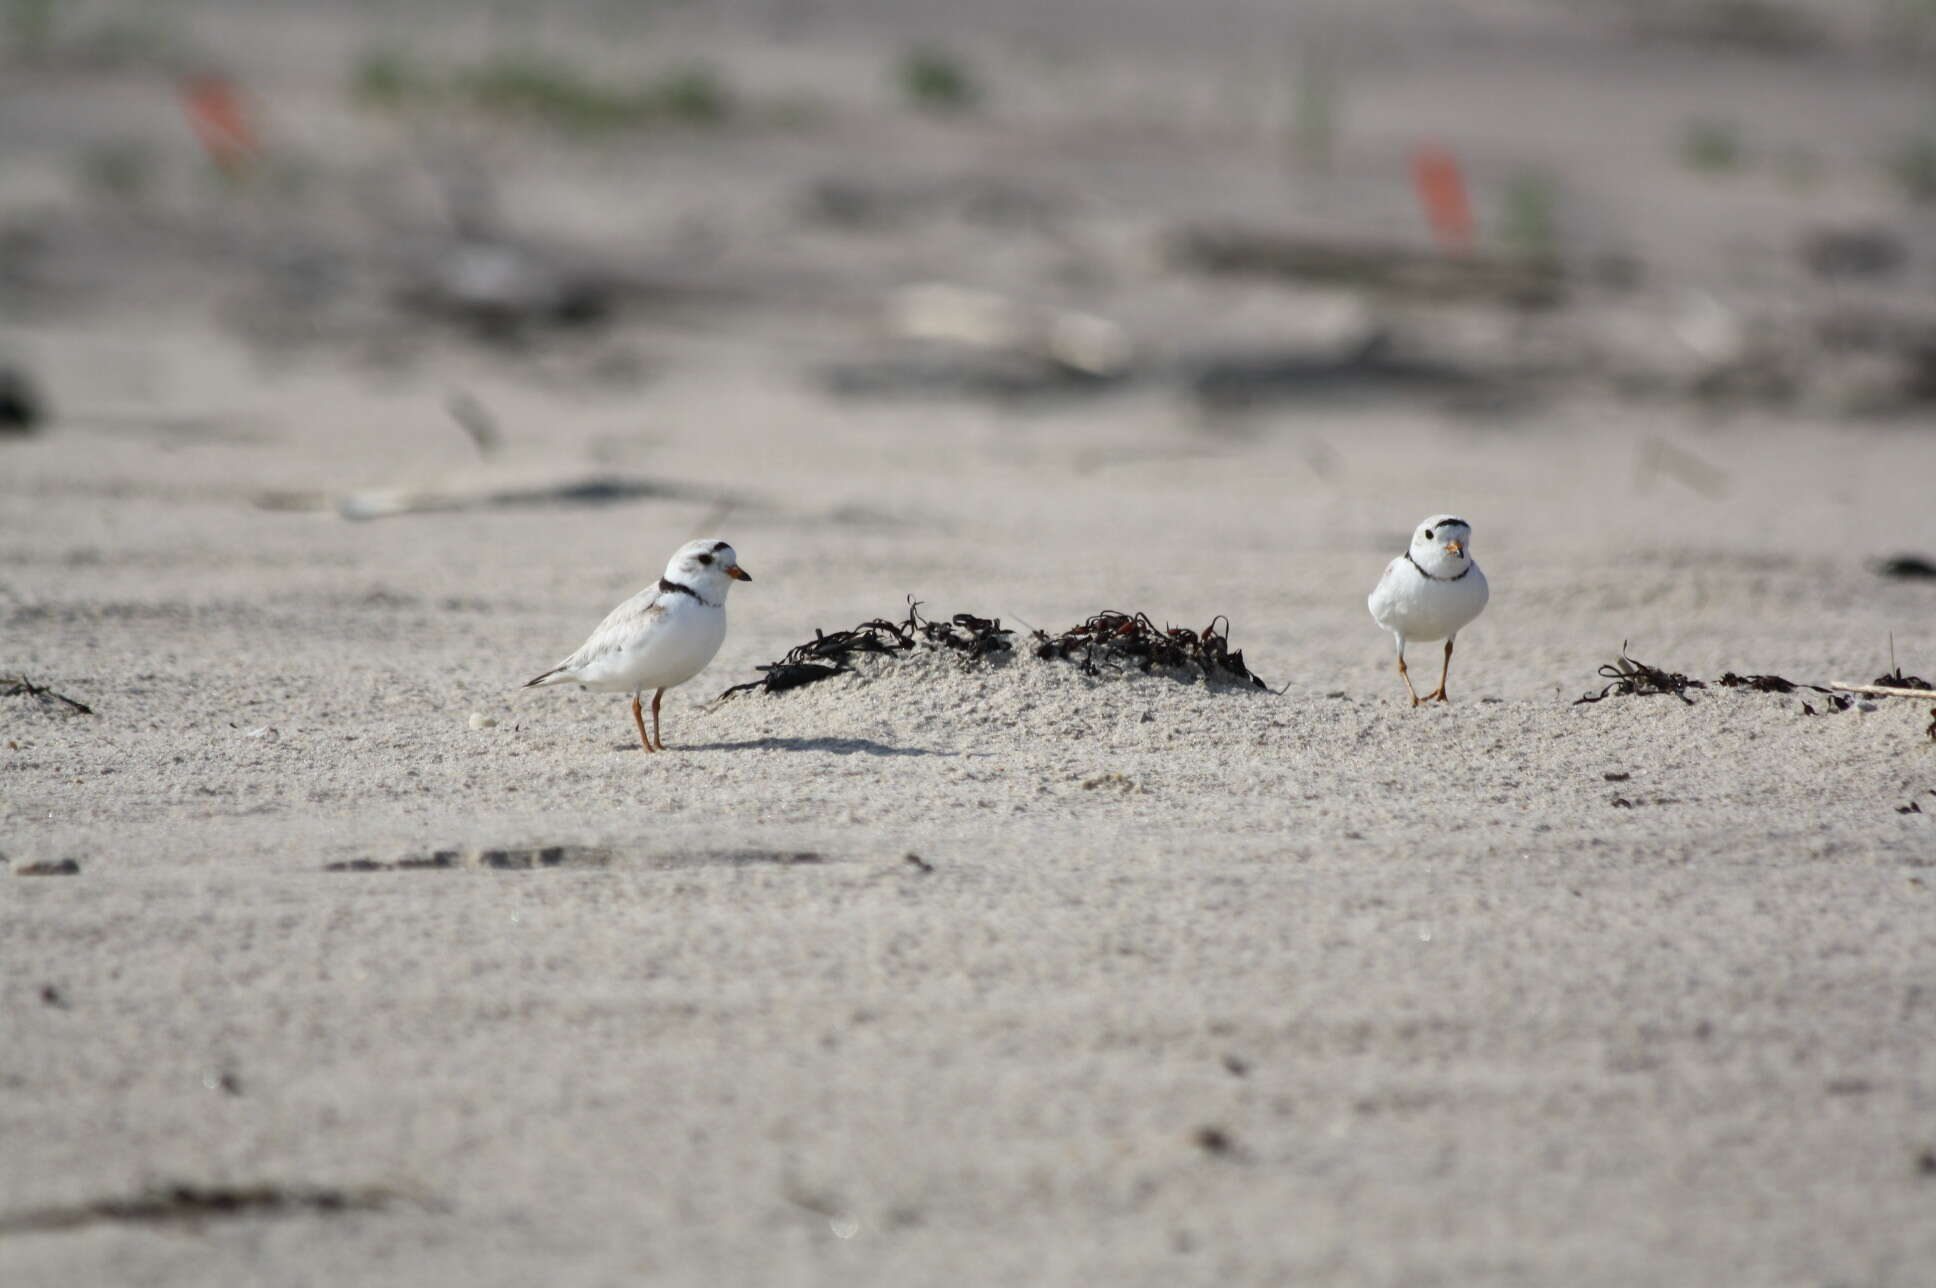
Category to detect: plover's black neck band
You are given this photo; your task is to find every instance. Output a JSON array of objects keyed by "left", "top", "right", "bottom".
[
  {"left": 659, "top": 577, "right": 707, "bottom": 603},
  {"left": 1405, "top": 551, "right": 1472, "bottom": 582}
]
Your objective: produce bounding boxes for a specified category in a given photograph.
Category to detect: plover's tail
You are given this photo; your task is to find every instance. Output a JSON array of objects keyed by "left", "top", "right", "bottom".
[{"left": 522, "top": 665, "right": 573, "bottom": 688}]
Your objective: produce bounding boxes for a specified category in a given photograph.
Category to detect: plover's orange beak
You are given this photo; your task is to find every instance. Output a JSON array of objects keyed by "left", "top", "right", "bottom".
[
  {"left": 1444, "top": 540, "right": 1463, "bottom": 557},
  {"left": 727, "top": 564, "right": 751, "bottom": 582}
]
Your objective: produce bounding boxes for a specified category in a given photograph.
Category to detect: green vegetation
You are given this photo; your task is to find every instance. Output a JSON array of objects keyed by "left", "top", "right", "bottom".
[
  {"left": 1497, "top": 169, "right": 1559, "bottom": 260},
  {"left": 349, "top": 47, "right": 735, "bottom": 134},
  {"left": 5, "top": 0, "right": 180, "bottom": 67},
  {"left": 351, "top": 48, "right": 434, "bottom": 109},
  {"left": 898, "top": 45, "right": 979, "bottom": 114},
  {"left": 1680, "top": 118, "right": 1746, "bottom": 173},
  {"left": 643, "top": 64, "right": 733, "bottom": 124},
  {"left": 461, "top": 53, "right": 650, "bottom": 131},
  {"left": 4, "top": 0, "right": 56, "bottom": 58}
]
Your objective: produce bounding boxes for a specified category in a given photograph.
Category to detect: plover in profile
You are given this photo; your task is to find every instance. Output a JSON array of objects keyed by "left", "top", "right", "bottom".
[
  {"left": 1368, "top": 515, "right": 1489, "bottom": 706},
  {"left": 524, "top": 539, "right": 751, "bottom": 752}
]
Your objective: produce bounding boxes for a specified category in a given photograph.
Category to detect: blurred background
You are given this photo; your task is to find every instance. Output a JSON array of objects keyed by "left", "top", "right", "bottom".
[
  {"left": 5, "top": 0, "right": 1936, "bottom": 663},
  {"left": 11, "top": 0, "right": 1936, "bottom": 417}
]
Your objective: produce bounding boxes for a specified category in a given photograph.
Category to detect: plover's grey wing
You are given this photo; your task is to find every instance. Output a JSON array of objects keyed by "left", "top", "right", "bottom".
[{"left": 524, "top": 584, "right": 669, "bottom": 687}]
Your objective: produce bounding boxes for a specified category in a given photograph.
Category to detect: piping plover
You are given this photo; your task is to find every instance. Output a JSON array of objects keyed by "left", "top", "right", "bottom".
[
  {"left": 1368, "top": 515, "right": 1488, "bottom": 706},
  {"left": 524, "top": 539, "right": 751, "bottom": 752}
]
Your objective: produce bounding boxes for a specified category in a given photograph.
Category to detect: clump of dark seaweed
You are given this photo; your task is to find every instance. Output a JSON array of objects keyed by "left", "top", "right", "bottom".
[
  {"left": 908, "top": 605, "right": 1015, "bottom": 660},
  {"left": 1032, "top": 612, "right": 1270, "bottom": 690},
  {"left": 719, "top": 598, "right": 1011, "bottom": 698},
  {"left": 2, "top": 675, "right": 94, "bottom": 714},
  {"left": 1717, "top": 672, "right": 1832, "bottom": 695},
  {"left": 1576, "top": 644, "right": 1706, "bottom": 705},
  {"left": 1872, "top": 666, "right": 1932, "bottom": 691},
  {"left": 1583, "top": 650, "right": 1936, "bottom": 714}
]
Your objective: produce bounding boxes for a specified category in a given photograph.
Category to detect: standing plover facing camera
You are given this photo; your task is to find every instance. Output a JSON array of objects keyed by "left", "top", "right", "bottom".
[
  {"left": 1368, "top": 515, "right": 1489, "bottom": 706},
  {"left": 524, "top": 539, "right": 751, "bottom": 752}
]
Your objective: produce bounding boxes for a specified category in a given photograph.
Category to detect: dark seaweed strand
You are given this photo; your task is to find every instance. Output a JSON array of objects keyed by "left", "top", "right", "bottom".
[
  {"left": 2, "top": 675, "right": 95, "bottom": 714},
  {"left": 717, "top": 599, "right": 1011, "bottom": 698},
  {"left": 1031, "top": 611, "right": 1269, "bottom": 690},
  {"left": 1574, "top": 643, "right": 1706, "bottom": 706},
  {"left": 1716, "top": 672, "right": 1834, "bottom": 695}
]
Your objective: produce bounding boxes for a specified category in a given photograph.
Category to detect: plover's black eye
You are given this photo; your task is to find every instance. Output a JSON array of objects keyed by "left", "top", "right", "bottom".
[
  {"left": 1424, "top": 528, "right": 1434, "bottom": 540},
  {"left": 696, "top": 552, "right": 714, "bottom": 566}
]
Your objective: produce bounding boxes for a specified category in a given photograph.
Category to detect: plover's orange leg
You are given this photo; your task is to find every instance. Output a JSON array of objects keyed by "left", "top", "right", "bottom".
[
  {"left": 650, "top": 688, "right": 667, "bottom": 751},
  {"left": 631, "top": 693, "right": 654, "bottom": 753},
  {"left": 1397, "top": 653, "right": 1421, "bottom": 707},
  {"left": 1425, "top": 639, "right": 1455, "bottom": 703}
]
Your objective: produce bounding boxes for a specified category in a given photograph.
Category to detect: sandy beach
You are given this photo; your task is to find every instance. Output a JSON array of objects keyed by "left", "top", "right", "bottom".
[{"left": 6, "top": 1, "right": 1936, "bottom": 1283}]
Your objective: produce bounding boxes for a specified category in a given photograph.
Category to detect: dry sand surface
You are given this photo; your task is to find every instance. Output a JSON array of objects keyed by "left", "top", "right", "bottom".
[{"left": 6, "top": 1, "right": 1936, "bottom": 1285}]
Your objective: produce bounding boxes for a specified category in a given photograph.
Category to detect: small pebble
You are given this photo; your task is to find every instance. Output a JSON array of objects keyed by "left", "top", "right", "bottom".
[{"left": 468, "top": 712, "right": 497, "bottom": 729}]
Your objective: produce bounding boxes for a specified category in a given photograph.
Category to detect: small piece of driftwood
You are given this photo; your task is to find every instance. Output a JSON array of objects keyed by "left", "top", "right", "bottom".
[{"left": 1829, "top": 682, "right": 1936, "bottom": 699}]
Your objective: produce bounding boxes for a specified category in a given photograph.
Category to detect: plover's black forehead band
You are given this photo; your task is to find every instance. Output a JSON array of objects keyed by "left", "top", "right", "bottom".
[
  {"left": 710, "top": 540, "right": 731, "bottom": 553},
  {"left": 1428, "top": 518, "right": 1470, "bottom": 530}
]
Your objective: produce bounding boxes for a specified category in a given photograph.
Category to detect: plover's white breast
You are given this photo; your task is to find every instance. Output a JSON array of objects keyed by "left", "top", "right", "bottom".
[{"left": 1369, "top": 556, "right": 1489, "bottom": 643}]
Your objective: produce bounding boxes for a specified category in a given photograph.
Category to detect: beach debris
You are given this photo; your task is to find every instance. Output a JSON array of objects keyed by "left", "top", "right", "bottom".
[
  {"left": 467, "top": 712, "right": 497, "bottom": 730},
  {"left": 885, "top": 282, "right": 1132, "bottom": 379},
  {"left": 0, "top": 1181, "right": 411, "bottom": 1235},
  {"left": 180, "top": 75, "right": 259, "bottom": 175},
  {"left": 912, "top": 606, "right": 1015, "bottom": 660},
  {"left": 1033, "top": 612, "right": 1271, "bottom": 690},
  {"left": 1877, "top": 555, "right": 1936, "bottom": 580},
  {"left": 1575, "top": 645, "right": 1706, "bottom": 705},
  {"left": 1603, "top": 771, "right": 1631, "bottom": 781},
  {"left": 1901, "top": 800, "right": 1925, "bottom": 815},
  {"left": 718, "top": 599, "right": 1013, "bottom": 698},
  {"left": 1625, "top": 0, "right": 1826, "bottom": 55},
  {"left": 720, "top": 600, "right": 1271, "bottom": 696},
  {"left": 1081, "top": 772, "right": 1142, "bottom": 793},
  {"left": 255, "top": 473, "right": 701, "bottom": 520},
  {"left": 15, "top": 859, "right": 80, "bottom": 876},
  {"left": 1191, "top": 1125, "right": 1236, "bottom": 1157},
  {"left": 1717, "top": 671, "right": 1832, "bottom": 695},
  {"left": 1186, "top": 331, "right": 1494, "bottom": 410},
  {"left": 903, "top": 852, "right": 933, "bottom": 874},
  {"left": 323, "top": 845, "right": 608, "bottom": 873},
  {"left": 397, "top": 238, "right": 613, "bottom": 341},
  {"left": 0, "top": 365, "right": 45, "bottom": 434},
  {"left": 1872, "top": 666, "right": 1933, "bottom": 691},
  {"left": 1412, "top": 147, "right": 1475, "bottom": 253},
  {"left": 2, "top": 676, "right": 93, "bottom": 714},
  {"left": 1830, "top": 678, "right": 1935, "bottom": 701},
  {"left": 1585, "top": 651, "right": 1933, "bottom": 723},
  {"left": 1801, "top": 225, "right": 1906, "bottom": 281},
  {"left": 801, "top": 173, "right": 1066, "bottom": 232},
  {"left": 717, "top": 615, "right": 917, "bottom": 698},
  {"left": 1168, "top": 222, "right": 1565, "bottom": 307},
  {"left": 446, "top": 390, "right": 502, "bottom": 456},
  {"left": 243, "top": 725, "right": 279, "bottom": 741},
  {"left": 39, "top": 984, "right": 66, "bottom": 1008},
  {"left": 819, "top": 349, "right": 1127, "bottom": 403}
]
